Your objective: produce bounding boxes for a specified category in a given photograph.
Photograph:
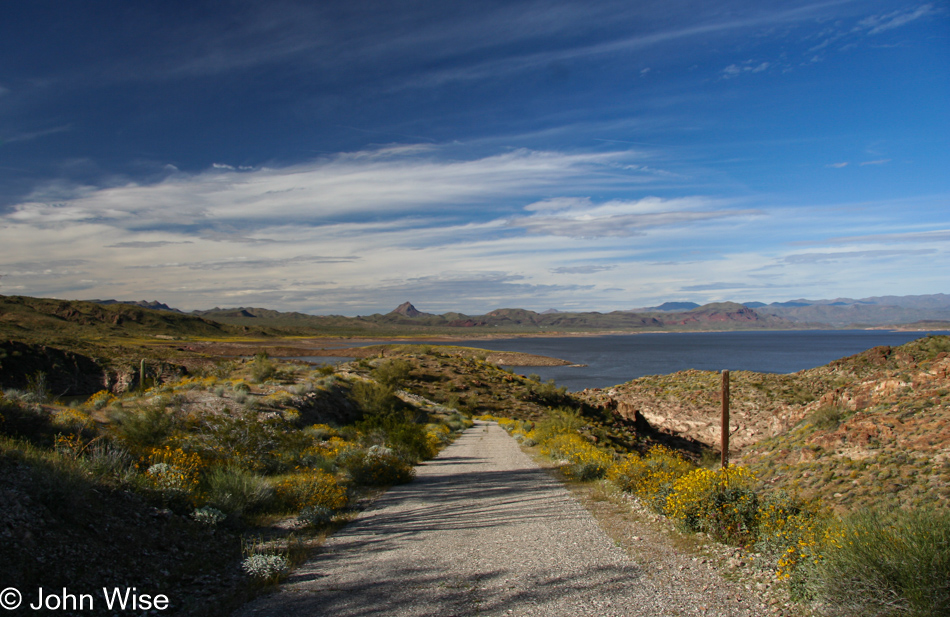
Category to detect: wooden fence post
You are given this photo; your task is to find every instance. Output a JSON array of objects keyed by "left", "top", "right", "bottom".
[{"left": 721, "top": 369, "right": 730, "bottom": 468}]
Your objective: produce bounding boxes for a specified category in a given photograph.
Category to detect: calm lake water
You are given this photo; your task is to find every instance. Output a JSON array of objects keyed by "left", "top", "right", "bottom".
[{"left": 428, "top": 330, "right": 947, "bottom": 391}]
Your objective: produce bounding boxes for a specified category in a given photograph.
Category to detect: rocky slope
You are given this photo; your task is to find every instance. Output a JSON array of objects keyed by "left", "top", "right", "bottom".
[{"left": 579, "top": 335, "right": 950, "bottom": 512}]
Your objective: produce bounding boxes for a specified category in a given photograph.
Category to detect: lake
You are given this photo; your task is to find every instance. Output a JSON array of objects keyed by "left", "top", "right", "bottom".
[
  {"left": 293, "top": 329, "right": 947, "bottom": 391},
  {"left": 427, "top": 330, "right": 946, "bottom": 391}
]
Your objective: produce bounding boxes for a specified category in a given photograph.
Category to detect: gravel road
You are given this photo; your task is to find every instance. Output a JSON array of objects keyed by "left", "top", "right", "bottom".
[{"left": 233, "top": 421, "right": 770, "bottom": 617}]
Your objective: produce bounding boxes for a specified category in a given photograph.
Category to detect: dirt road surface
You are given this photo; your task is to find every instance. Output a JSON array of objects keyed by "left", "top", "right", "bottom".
[{"left": 232, "top": 421, "right": 768, "bottom": 617}]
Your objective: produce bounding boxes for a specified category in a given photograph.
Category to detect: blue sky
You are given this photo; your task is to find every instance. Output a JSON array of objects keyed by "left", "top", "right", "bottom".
[{"left": 0, "top": 1, "right": 947, "bottom": 314}]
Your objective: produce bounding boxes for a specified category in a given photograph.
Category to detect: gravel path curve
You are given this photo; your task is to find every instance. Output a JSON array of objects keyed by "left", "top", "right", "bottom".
[{"left": 233, "top": 421, "right": 769, "bottom": 617}]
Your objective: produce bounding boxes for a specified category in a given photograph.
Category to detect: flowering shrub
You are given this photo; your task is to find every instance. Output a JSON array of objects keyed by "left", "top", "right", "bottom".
[
  {"left": 666, "top": 465, "right": 760, "bottom": 546},
  {"left": 540, "top": 433, "right": 612, "bottom": 481},
  {"left": 511, "top": 428, "right": 538, "bottom": 447},
  {"left": 607, "top": 445, "right": 694, "bottom": 513},
  {"left": 497, "top": 418, "right": 519, "bottom": 433},
  {"left": 755, "top": 490, "right": 827, "bottom": 583},
  {"left": 53, "top": 433, "right": 90, "bottom": 459},
  {"left": 83, "top": 390, "right": 116, "bottom": 411},
  {"left": 52, "top": 408, "right": 94, "bottom": 434},
  {"left": 143, "top": 446, "right": 204, "bottom": 499},
  {"left": 274, "top": 469, "right": 347, "bottom": 511}
]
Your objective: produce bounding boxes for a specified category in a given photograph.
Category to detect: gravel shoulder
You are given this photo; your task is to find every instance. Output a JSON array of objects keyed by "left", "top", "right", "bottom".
[{"left": 232, "top": 421, "right": 770, "bottom": 617}]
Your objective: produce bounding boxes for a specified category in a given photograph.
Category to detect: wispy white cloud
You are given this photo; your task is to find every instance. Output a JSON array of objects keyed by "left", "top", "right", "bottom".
[
  {"left": 797, "top": 228, "right": 950, "bottom": 246},
  {"left": 509, "top": 197, "right": 761, "bottom": 238},
  {"left": 782, "top": 249, "right": 937, "bottom": 264},
  {"left": 858, "top": 4, "right": 938, "bottom": 35},
  {"left": 126, "top": 254, "right": 359, "bottom": 271},
  {"left": 722, "top": 60, "right": 770, "bottom": 79},
  {"left": 826, "top": 162, "right": 849, "bottom": 168},
  {"left": 550, "top": 265, "right": 617, "bottom": 274},
  {"left": 106, "top": 240, "right": 193, "bottom": 249},
  {"left": 2, "top": 125, "right": 72, "bottom": 144},
  {"left": 859, "top": 159, "right": 891, "bottom": 166},
  {"left": 12, "top": 146, "right": 654, "bottom": 233}
]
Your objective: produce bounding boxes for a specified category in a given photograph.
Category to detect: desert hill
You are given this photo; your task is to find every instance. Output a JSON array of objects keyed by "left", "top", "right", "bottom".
[{"left": 579, "top": 334, "right": 950, "bottom": 512}]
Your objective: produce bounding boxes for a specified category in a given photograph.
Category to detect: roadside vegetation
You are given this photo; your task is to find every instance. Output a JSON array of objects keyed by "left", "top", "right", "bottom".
[
  {"left": 0, "top": 354, "right": 471, "bottom": 615},
  {"left": 489, "top": 410, "right": 950, "bottom": 617}
]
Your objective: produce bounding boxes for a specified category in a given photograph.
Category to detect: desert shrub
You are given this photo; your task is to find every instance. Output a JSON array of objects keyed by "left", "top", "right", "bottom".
[
  {"left": 426, "top": 423, "right": 452, "bottom": 446},
  {"left": 110, "top": 397, "right": 180, "bottom": 449},
  {"left": 83, "top": 390, "right": 116, "bottom": 411},
  {"left": 143, "top": 446, "right": 204, "bottom": 501},
  {"left": 809, "top": 404, "right": 846, "bottom": 430},
  {"left": 51, "top": 407, "right": 94, "bottom": 436},
  {"left": 356, "top": 408, "right": 434, "bottom": 463},
  {"left": 666, "top": 465, "right": 760, "bottom": 546},
  {"left": 273, "top": 469, "right": 347, "bottom": 511},
  {"left": 541, "top": 432, "right": 612, "bottom": 481},
  {"left": 204, "top": 466, "right": 275, "bottom": 515},
  {"left": 313, "top": 363, "right": 336, "bottom": 377},
  {"left": 497, "top": 418, "right": 519, "bottom": 433},
  {"left": 297, "top": 505, "right": 334, "bottom": 527},
  {"left": 80, "top": 441, "right": 137, "bottom": 483},
  {"left": 181, "top": 410, "right": 294, "bottom": 473},
  {"left": 445, "top": 412, "right": 472, "bottom": 432},
  {"left": 24, "top": 371, "right": 52, "bottom": 403},
  {"left": 512, "top": 427, "right": 538, "bottom": 447},
  {"left": 262, "top": 389, "right": 296, "bottom": 408},
  {"left": 242, "top": 553, "right": 288, "bottom": 582},
  {"left": 533, "top": 407, "right": 585, "bottom": 442},
  {"left": 306, "top": 423, "right": 338, "bottom": 440},
  {"left": 249, "top": 353, "right": 276, "bottom": 384},
  {"left": 527, "top": 378, "right": 568, "bottom": 404},
  {"left": 192, "top": 506, "right": 227, "bottom": 526},
  {"left": 340, "top": 445, "right": 415, "bottom": 486},
  {"left": 608, "top": 445, "right": 694, "bottom": 512},
  {"left": 371, "top": 359, "right": 412, "bottom": 389},
  {"left": 813, "top": 508, "right": 950, "bottom": 617},
  {"left": 294, "top": 433, "right": 353, "bottom": 472},
  {"left": 350, "top": 380, "right": 401, "bottom": 417},
  {"left": 755, "top": 490, "right": 825, "bottom": 557}
]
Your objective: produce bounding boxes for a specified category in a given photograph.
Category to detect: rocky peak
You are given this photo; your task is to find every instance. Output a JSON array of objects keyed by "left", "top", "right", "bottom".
[{"left": 391, "top": 302, "right": 424, "bottom": 317}]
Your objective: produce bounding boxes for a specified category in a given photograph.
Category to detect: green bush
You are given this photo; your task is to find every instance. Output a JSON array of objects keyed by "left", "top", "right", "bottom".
[
  {"left": 181, "top": 410, "right": 302, "bottom": 473},
  {"left": 532, "top": 407, "right": 585, "bottom": 443},
  {"left": 814, "top": 508, "right": 950, "bottom": 617},
  {"left": 340, "top": 446, "right": 415, "bottom": 486},
  {"left": 809, "top": 404, "right": 846, "bottom": 430},
  {"left": 349, "top": 380, "right": 401, "bottom": 417},
  {"left": 371, "top": 359, "right": 412, "bottom": 389},
  {"left": 109, "top": 398, "right": 179, "bottom": 449},
  {"left": 80, "top": 441, "right": 137, "bottom": 484},
  {"left": 204, "top": 466, "right": 275, "bottom": 515},
  {"left": 249, "top": 353, "right": 276, "bottom": 384}
]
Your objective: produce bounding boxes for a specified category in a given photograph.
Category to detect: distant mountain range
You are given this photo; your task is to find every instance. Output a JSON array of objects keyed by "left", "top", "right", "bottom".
[
  {"left": 75, "top": 293, "right": 950, "bottom": 331},
  {"left": 739, "top": 294, "right": 950, "bottom": 326}
]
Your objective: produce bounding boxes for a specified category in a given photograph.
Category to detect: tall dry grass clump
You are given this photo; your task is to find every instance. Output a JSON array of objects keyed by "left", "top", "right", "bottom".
[{"left": 812, "top": 508, "right": 950, "bottom": 617}]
